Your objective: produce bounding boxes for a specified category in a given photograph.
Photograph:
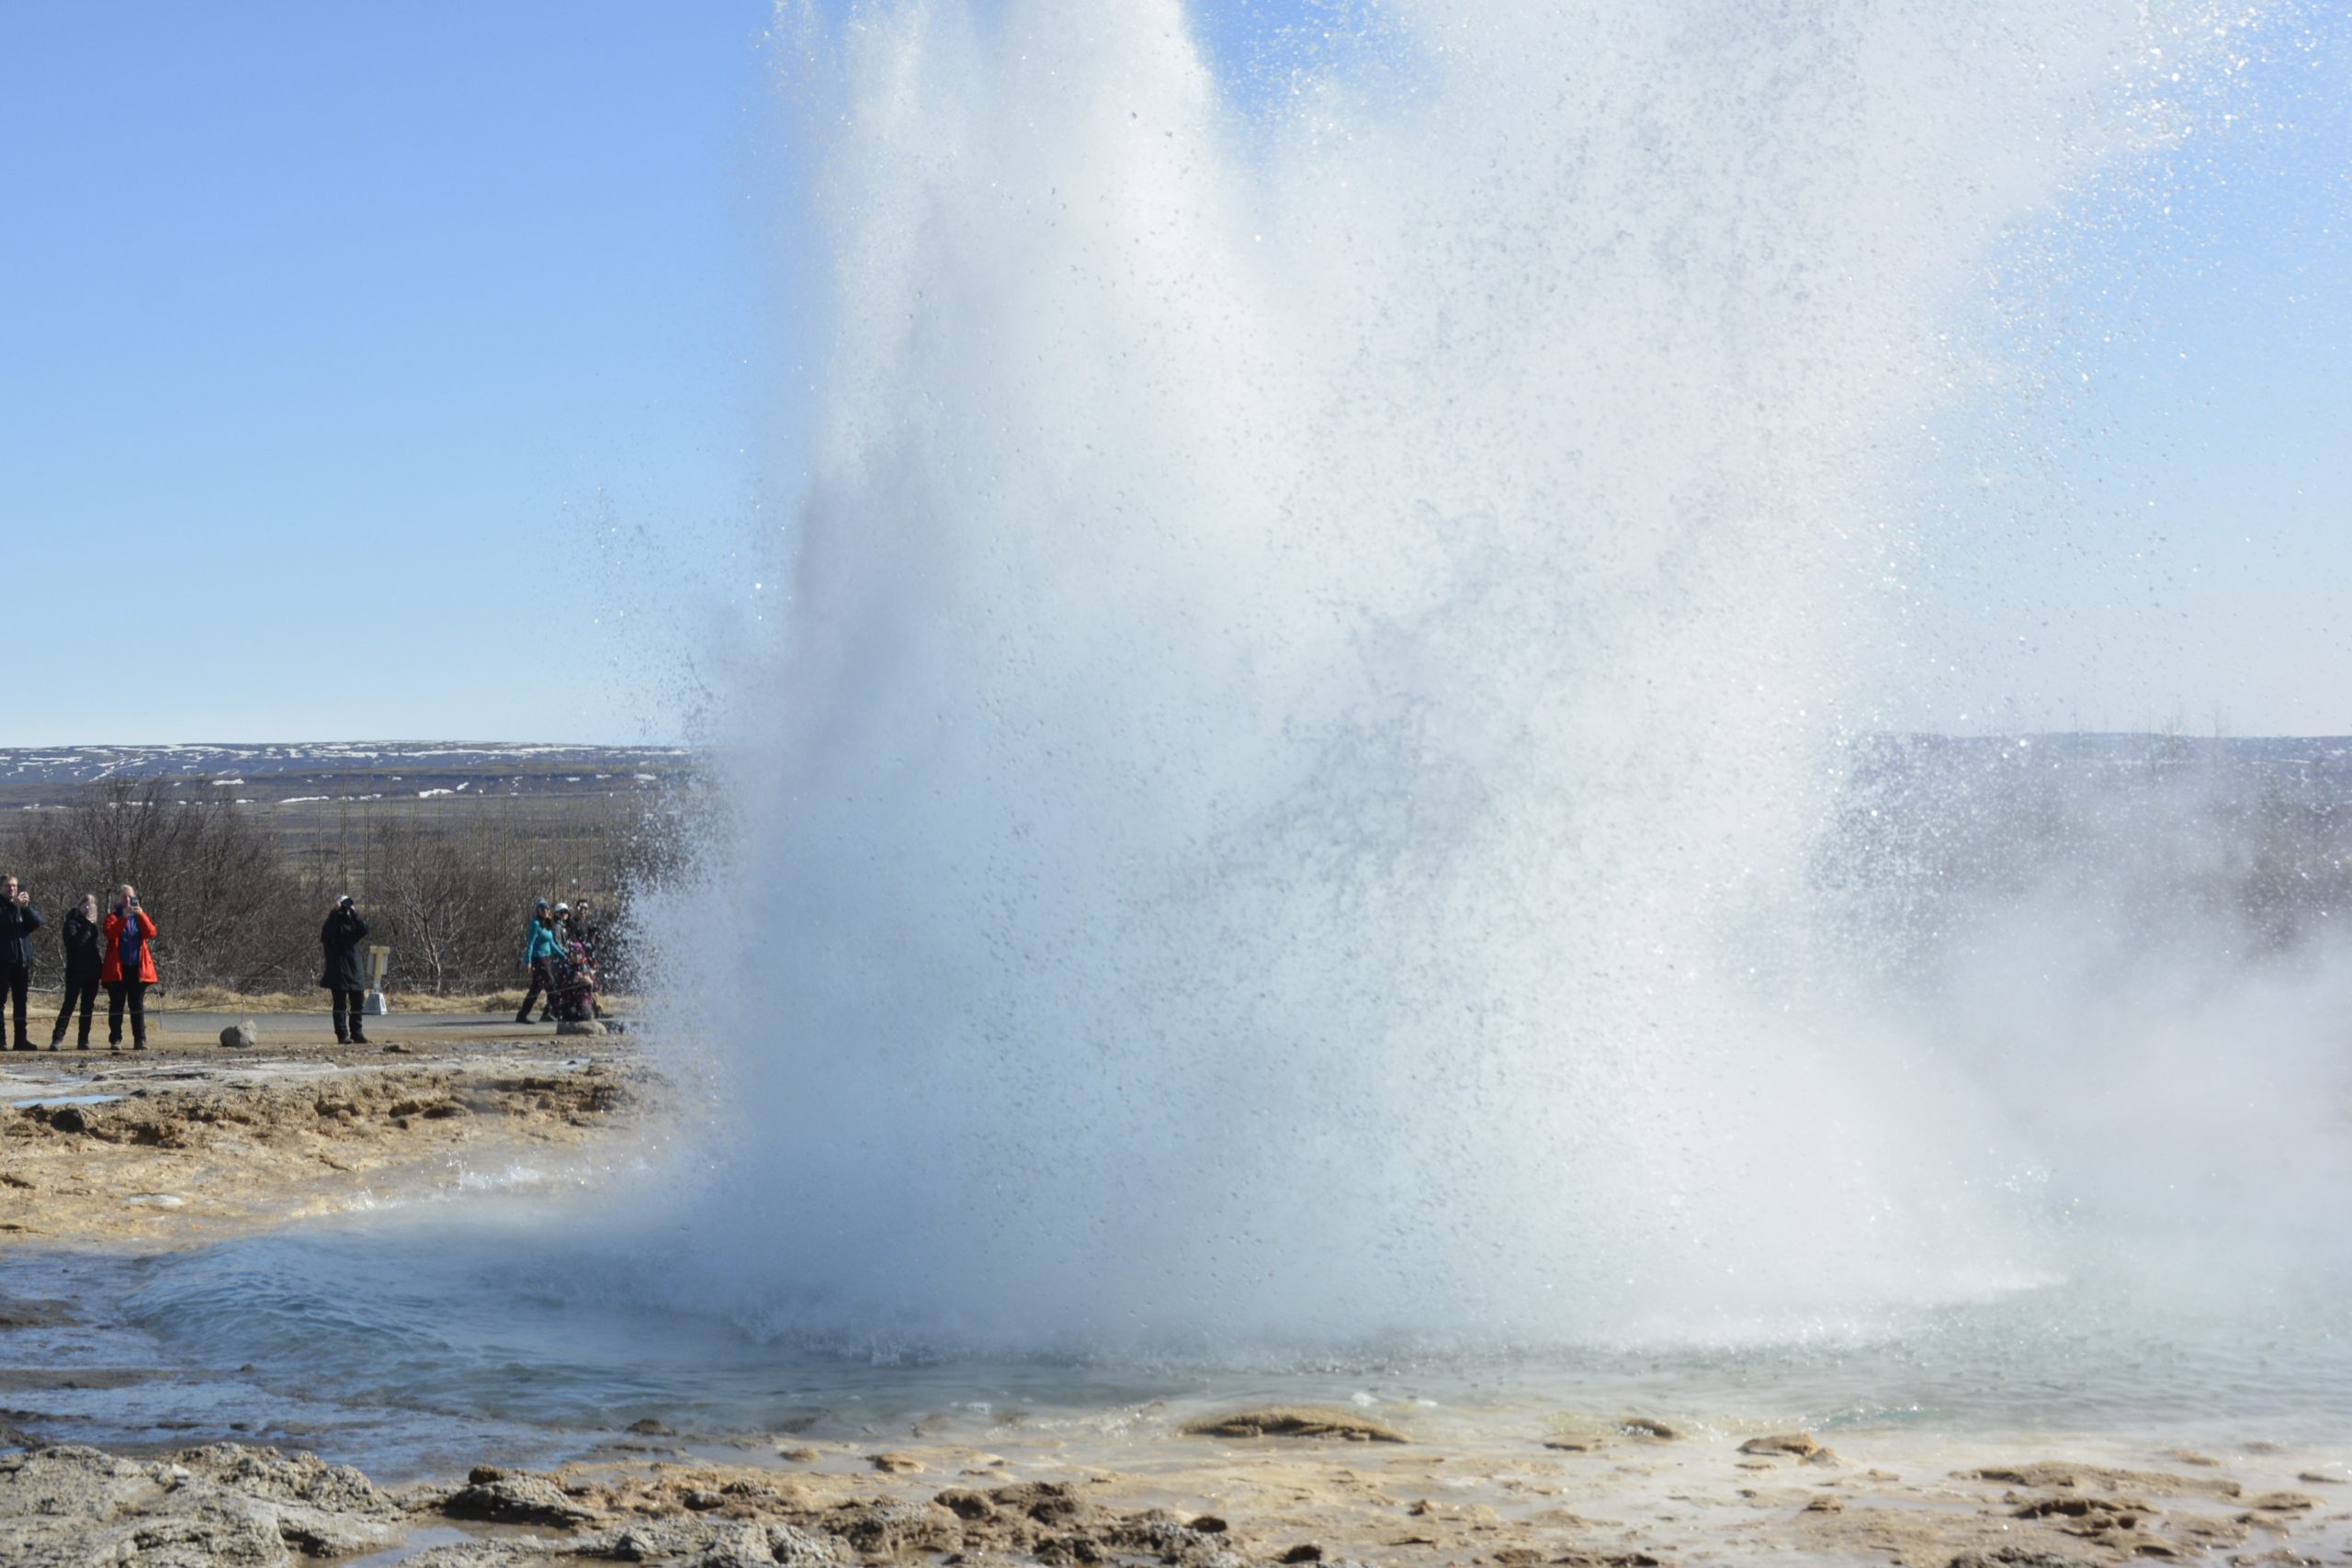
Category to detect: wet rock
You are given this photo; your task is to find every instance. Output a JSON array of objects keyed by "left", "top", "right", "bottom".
[
  {"left": 829, "top": 1496, "right": 962, "bottom": 1558},
  {"left": 769, "top": 1520, "right": 852, "bottom": 1566},
  {"left": 1094, "top": 1513, "right": 1238, "bottom": 1566},
  {"left": 47, "top": 1105, "right": 87, "bottom": 1134},
  {"left": 989, "top": 1481, "right": 1096, "bottom": 1528},
  {"left": 1615, "top": 1417, "right": 1680, "bottom": 1441},
  {"left": 1966, "top": 1462, "right": 2240, "bottom": 1500},
  {"left": 2247, "top": 1491, "right": 2319, "bottom": 1512},
  {"left": 1280, "top": 1545, "right": 1324, "bottom": 1562},
  {"left": 2012, "top": 1494, "right": 2153, "bottom": 1528},
  {"left": 628, "top": 1418, "right": 675, "bottom": 1436},
  {"left": 442, "top": 1472, "right": 600, "bottom": 1529},
  {"left": 0, "top": 1293, "right": 74, "bottom": 1329},
  {"left": 592, "top": 1521, "right": 718, "bottom": 1562},
  {"left": 1180, "top": 1407, "right": 1407, "bottom": 1443},
  {"left": 174, "top": 1443, "right": 398, "bottom": 1555},
  {"left": 1190, "top": 1516, "right": 1228, "bottom": 1534},
  {"left": 0, "top": 1442, "right": 399, "bottom": 1567},
  {"left": 867, "top": 1451, "right": 924, "bottom": 1474},
  {"left": 403, "top": 1545, "right": 563, "bottom": 1568},
  {"left": 934, "top": 1489, "right": 998, "bottom": 1520},
  {"left": 1738, "top": 1433, "right": 1833, "bottom": 1464},
  {"left": 581, "top": 1521, "right": 805, "bottom": 1568}
]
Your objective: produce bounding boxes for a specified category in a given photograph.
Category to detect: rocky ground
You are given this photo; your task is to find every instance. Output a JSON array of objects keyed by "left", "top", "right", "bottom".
[
  {"left": 3, "top": 1036, "right": 2349, "bottom": 1566},
  {"left": 3, "top": 1411, "right": 2349, "bottom": 1568}
]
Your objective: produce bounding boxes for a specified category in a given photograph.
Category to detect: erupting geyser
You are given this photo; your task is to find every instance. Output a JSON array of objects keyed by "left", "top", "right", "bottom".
[{"left": 660, "top": 0, "right": 2346, "bottom": 1356}]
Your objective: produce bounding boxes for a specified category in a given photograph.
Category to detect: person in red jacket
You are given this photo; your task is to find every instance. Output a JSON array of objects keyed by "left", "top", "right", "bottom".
[{"left": 101, "top": 884, "right": 158, "bottom": 1052}]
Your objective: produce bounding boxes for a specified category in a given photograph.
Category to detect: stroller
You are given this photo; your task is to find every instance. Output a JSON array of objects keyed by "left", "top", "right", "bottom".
[{"left": 546, "top": 938, "right": 600, "bottom": 1023}]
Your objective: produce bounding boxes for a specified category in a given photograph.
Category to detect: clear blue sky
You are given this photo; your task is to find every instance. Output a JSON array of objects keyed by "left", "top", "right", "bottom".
[
  {"left": 2, "top": 3, "right": 2346, "bottom": 745},
  {"left": 1, "top": 1, "right": 780, "bottom": 746}
]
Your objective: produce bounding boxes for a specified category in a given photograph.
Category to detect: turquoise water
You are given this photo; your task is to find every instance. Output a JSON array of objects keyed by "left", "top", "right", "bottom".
[{"left": 6, "top": 1200, "right": 2348, "bottom": 1482}]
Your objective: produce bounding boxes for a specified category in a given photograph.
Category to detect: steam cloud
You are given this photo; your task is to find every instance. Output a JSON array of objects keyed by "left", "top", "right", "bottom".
[{"left": 657, "top": 0, "right": 2340, "bottom": 1357}]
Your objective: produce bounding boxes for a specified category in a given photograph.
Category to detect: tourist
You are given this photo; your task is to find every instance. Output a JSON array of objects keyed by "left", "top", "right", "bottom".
[
  {"left": 515, "top": 899, "right": 563, "bottom": 1025},
  {"left": 48, "top": 894, "right": 103, "bottom": 1051},
  {"left": 320, "top": 896, "right": 371, "bottom": 1045},
  {"left": 0, "top": 875, "right": 41, "bottom": 1051},
  {"left": 565, "top": 897, "right": 598, "bottom": 962},
  {"left": 542, "top": 901, "right": 576, "bottom": 1020},
  {"left": 568, "top": 897, "right": 604, "bottom": 1018},
  {"left": 101, "top": 884, "right": 158, "bottom": 1052}
]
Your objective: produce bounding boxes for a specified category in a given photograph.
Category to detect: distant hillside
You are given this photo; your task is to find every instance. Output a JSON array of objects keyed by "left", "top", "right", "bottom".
[{"left": 0, "top": 741, "right": 694, "bottom": 812}]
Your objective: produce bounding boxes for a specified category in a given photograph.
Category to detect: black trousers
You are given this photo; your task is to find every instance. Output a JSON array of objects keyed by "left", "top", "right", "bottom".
[
  {"left": 0, "top": 962, "right": 28, "bottom": 1046},
  {"left": 51, "top": 976, "right": 98, "bottom": 1047},
  {"left": 516, "top": 957, "right": 559, "bottom": 1020},
  {"left": 332, "top": 988, "right": 367, "bottom": 1040},
  {"left": 106, "top": 979, "right": 148, "bottom": 1046}
]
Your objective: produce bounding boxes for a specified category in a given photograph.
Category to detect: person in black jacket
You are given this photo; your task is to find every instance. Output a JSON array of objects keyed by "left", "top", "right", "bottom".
[
  {"left": 0, "top": 875, "right": 42, "bottom": 1052},
  {"left": 320, "top": 897, "right": 371, "bottom": 1045},
  {"left": 48, "top": 893, "right": 103, "bottom": 1051}
]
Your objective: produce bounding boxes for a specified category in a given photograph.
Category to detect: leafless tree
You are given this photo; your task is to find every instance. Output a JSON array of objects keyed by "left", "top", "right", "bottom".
[{"left": 4, "top": 780, "right": 310, "bottom": 990}]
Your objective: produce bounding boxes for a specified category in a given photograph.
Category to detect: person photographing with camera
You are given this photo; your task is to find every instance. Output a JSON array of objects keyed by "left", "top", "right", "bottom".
[
  {"left": 0, "top": 875, "right": 41, "bottom": 1051},
  {"left": 50, "top": 894, "right": 103, "bottom": 1051},
  {"left": 101, "top": 885, "right": 158, "bottom": 1052},
  {"left": 320, "top": 896, "right": 371, "bottom": 1045}
]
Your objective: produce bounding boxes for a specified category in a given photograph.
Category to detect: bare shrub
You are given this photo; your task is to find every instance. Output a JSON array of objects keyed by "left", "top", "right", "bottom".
[
  {"left": 4, "top": 781, "right": 311, "bottom": 991},
  {"left": 0, "top": 776, "right": 699, "bottom": 1002},
  {"left": 369, "top": 818, "right": 535, "bottom": 994}
]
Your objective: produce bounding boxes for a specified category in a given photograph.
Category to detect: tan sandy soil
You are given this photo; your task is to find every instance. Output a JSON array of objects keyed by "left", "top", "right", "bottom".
[{"left": 0, "top": 1022, "right": 646, "bottom": 1245}]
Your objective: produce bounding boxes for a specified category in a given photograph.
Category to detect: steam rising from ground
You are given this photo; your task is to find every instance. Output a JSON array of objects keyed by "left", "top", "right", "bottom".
[{"left": 660, "top": 1, "right": 2343, "bottom": 1355}]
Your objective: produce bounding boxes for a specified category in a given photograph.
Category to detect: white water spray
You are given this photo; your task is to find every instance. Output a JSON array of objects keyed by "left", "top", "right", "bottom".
[{"left": 663, "top": 0, "right": 2324, "bottom": 1355}]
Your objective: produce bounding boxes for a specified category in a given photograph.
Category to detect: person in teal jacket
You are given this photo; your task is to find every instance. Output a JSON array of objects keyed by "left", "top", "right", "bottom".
[{"left": 514, "top": 900, "right": 564, "bottom": 1025}]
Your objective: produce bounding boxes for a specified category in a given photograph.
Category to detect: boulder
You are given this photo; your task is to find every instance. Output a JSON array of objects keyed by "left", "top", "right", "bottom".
[
  {"left": 1739, "top": 1433, "right": 1833, "bottom": 1463},
  {"left": 47, "top": 1105, "right": 88, "bottom": 1134},
  {"left": 220, "top": 1021, "right": 256, "bottom": 1049},
  {"left": 440, "top": 1472, "right": 599, "bottom": 1529},
  {"left": 1180, "top": 1407, "right": 1407, "bottom": 1443},
  {"left": 0, "top": 1443, "right": 399, "bottom": 1568}
]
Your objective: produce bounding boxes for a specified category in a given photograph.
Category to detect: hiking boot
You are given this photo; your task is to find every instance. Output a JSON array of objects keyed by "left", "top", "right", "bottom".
[
  {"left": 514, "top": 1011, "right": 533, "bottom": 1025},
  {"left": 350, "top": 1030, "right": 369, "bottom": 1045}
]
